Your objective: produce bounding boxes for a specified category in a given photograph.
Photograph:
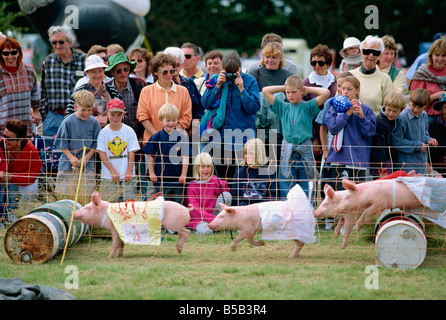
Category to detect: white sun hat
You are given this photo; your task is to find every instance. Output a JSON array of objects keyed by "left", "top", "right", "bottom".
[
  {"left": 339, "top": 37, "right": 361, "bottom": 58},
  {"left": 84, "top": 54, "right": 108, "bottom": 72}
]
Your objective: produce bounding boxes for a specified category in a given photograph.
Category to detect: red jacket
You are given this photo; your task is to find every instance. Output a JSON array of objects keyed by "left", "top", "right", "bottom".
[{"left": 0, "top": 139, "right": 42, "bottom": 185}]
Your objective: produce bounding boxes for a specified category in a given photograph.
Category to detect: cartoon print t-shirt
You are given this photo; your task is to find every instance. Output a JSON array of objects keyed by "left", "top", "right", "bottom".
[{"left": 97, "top": 124, "right": 140, "bottom": 180}]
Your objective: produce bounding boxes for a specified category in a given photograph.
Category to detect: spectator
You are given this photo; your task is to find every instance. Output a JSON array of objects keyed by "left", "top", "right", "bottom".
[
  {"left": 142, "top": 103, "right": 189, "bottom": 204},
  {"left": 339, "top": 37, "right": 362, "bottom": 72},
  {"left": 0, "top": 119, "right": 42, "bottom": 218},
  {"left": 97, "top": 99, "right": 140, "bottom": 202},
  {"left": 429, "top": 94, "right": 446, "bottom": 175},
  {"left": 137, "top": 53, "right": 192, "bottom": 144},
  {"left": 0, "top": 36, "right": 41, "bottom": 138},
  {"left": 163, "top": 47, "right": 204, "bottom": 130},
  {"left": 64, "top": 55, "right": 122, "bottom": 127},
  {"left": 186, "top": 152, "right": 231, "bottom": 234},
  {"left": 40, "top": 26, "right": 86, "bottom": 136},
  {"left": 246, "top": 33, "right": 298, "bottom": 75},
  {"left": 74, "top": 44, "right": 111, "bottom": 89},
  {"left": 350, "top": 35, "right": 393, "bottom": 115},
  {"left": 410, "top": 38, "right": 446, "bottom": 124},
  {"left": 201, "top": 50, "right": 224, "bottom": 95},
  {"left": 181, "top": 42, "right": 206, "bottom": 92},
  {"left": 262, "top": 75, "right": 330, "bottom": 198},
  {"left": 54, "top": 90, "right": 101, "bottom": 203},
  {"left": 378, "top": 35, "right": 405, "bottom": 94},
  {"left": 105, "top": 52, "right": 146, "bottom": 137},
  {"left": 248, "top": 42, "right": 292, "bottom": 91},
  {"left": 393, "top": 88, "right": 438, "bottom": 174},
  {"left": 201, "top": 52, "right": 260, "bottom": 180},
  {"left": 107, "top": 43, "right": 124, "bottom": 56},
  {"left": 370, "top": 91, "right": 406, "bottom": 177},
  {"left": 325, "top": 76, "right": 376, "bottom": 190},
  {"left": 303, "top": 44, "right": 337, "bottom": 162},
  {"left": 128, "top": 46, "right": 154, "bottom": 84},
  {"left": 231, "top": 138, "right": 277, "bottom": 206},
  {"left": 405, "top": 32, "right": 446, "bottom": 88}
]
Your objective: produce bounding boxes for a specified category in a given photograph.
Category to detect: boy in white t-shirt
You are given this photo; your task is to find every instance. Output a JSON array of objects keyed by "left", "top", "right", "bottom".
[{"left": 97, "top": 99, "right": 140, "bottom": 201}]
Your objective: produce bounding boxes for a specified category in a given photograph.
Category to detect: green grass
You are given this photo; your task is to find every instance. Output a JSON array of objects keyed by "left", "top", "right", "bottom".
[{"left": 1, "top": 222, "right": 446, "bottom": 300}]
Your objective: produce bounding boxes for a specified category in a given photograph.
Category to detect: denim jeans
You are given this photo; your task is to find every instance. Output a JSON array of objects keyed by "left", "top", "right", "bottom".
[
  {"left": 278, "top": 152, "right": 309, "bottom": 199},
  {"left": 43, "top": 111, "right": 64, "bottom": 137}
]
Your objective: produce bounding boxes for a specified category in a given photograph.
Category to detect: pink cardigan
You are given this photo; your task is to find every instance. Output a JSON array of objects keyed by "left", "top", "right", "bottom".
[{"left": 185, "top": 175, "right": 229, "bottom": 230}]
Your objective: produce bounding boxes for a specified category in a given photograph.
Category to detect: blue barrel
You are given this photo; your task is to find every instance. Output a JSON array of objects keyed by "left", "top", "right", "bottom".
[{"left": 4, "top": 212, "right": 66, "bottom": 264}]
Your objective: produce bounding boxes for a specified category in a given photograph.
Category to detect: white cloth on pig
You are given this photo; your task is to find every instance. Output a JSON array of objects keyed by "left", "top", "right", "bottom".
[
  {"left": 256, "top": 184, "right": 316, "bottom": 243},
  {"left": 395, "top": 177, "right": 446, "bottom": 228},
  {"left": 106, "top": 197, "right": 164, "bottom": 245}
]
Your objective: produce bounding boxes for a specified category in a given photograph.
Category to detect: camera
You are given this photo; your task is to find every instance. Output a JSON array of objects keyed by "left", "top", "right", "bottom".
[{"left": 225, "top": 73, "right": 237, "bottom": 82}]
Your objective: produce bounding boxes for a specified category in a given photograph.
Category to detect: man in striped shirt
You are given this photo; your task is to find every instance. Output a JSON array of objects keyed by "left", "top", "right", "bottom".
[{"left": 40, "top": 26, "right": 86, "bottom": 137}]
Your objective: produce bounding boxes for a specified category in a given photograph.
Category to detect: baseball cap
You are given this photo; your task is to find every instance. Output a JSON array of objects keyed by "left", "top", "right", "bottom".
[
  {"left": 106, "top": 99, "right": 125, "bottom": 113},
  {"left": 84, "top": 54, "right": 108, "bottom": 72}
]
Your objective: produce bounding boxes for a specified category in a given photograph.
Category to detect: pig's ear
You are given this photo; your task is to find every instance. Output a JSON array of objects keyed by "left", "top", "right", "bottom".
[
  {"left": 324, "top": 184, "right": 335, "bottom": 199},
  {"left": 92, "top": 192, "right": 102, "bottom": 207},
  {"left": 342, "top": 178, "right": 357, "bottom": 192},
  {"left": 217, "top": 203, "right": 229, "bottom": 210},
  {"left": 407, "top": 170, "right": 415, "bottom": 177}
]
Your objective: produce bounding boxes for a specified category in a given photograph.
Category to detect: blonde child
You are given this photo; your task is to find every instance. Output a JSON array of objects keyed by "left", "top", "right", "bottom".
[
  {"left": 263, "top": 75, "right": 330, "bottom": 198},
  {"left": 186, "top": 152, "right": 231, "bottom": 234},
  {"left": 371, "top": 91, "right": 407, "bottom": 177},
  {"left": 142, "top": 103, "right": 189, "bottom": 204},
  {"left": 97, "top": 99, "right": 140, "bottom": 201},
  {"left": 54, "top": 90, "right": 101, "bottom": 202},
  {"left": 393, "top": 88, "right": 439, "bottom": 174},
  {"left": 231, "top": 138, "right": 277, "bottom": 206},
  {"left": 325, "top": 75, "right": 376, "bottom": 190}
]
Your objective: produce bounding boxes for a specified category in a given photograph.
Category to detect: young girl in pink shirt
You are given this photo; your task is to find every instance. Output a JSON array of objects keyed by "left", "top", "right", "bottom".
[{"left": 186, "top": 152, "right": 231, "bottom": 235}]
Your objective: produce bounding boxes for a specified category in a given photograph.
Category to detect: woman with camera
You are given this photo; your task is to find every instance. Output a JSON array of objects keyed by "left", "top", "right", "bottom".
[{"left": 201, "top": 52, "right": 260, "bottom": 179}]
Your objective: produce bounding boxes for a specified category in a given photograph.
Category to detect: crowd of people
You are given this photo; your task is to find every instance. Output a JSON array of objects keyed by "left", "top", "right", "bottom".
[{"left": 0, "top": 26, "right": 445, "bottom": 233}]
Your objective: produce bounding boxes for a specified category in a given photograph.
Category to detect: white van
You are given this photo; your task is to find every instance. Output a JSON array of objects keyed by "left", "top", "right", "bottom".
[{"left": 282, "top": 38, "right": 311, "bottom": 78}]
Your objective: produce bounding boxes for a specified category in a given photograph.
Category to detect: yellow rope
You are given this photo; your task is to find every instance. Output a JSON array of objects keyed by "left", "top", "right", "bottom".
[{"left": 60, "top": 146, "right": 86, "bottom": 265}]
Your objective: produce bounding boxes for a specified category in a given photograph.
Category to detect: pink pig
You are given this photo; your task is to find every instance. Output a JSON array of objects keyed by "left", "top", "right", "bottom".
[
  {"left": 337, "top": 178, "right": 423, "bottom": 232},
  {"left": 314, "top": 170, "right": 417, "bottom": 249},
  {"left": 74, "top": 192, "right": 191, "bottom": 258},
  {"left": 208, "top": 185, "right": 316, "bottom": 258}
]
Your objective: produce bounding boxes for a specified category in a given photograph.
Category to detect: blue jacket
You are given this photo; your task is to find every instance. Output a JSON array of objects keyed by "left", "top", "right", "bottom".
[
  {"left": 201, "top": 72, "right": 260, "bottom": 151},
  {"left": 325, "top": 103, "right": 376, "bottom": 167},
  {"left": 393, "top": 107, "right": 432, "bottom": 174}
]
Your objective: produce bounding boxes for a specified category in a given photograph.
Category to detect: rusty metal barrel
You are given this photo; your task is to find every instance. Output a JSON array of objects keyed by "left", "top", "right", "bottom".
[
  {"left": 4, "top": 200, "right": 88, "bottom": 264},
  {"left": 4, "top": 212, "right": 67, "bottom": 264}
]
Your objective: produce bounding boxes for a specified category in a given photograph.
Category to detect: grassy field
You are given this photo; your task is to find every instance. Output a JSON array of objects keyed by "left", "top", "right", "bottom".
[{"left": 1, "top": 221, "right": 446, "bottom": 302}]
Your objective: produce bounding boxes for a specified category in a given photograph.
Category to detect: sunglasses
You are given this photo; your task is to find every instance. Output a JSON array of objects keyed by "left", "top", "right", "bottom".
[
  {"left": 310, "top": 60, "right": 327, "bottom": 67},
  {"left": 184, "top": 54, "right": 193, "bottom": 59},
  {"left": 115, "top": 67, "right": 130, "bottom": 74},
  {"left": 131, "top": 58, "right": 144, "bottom": 64},
  {"left": 159, "top": 69, "right": 176, "bottom": 75},
  {"left": 3, "top": 135, "right": 19, "bottom": 141},
  {"left": 362, "top": 49, "right": 381, "bottom": 57},
  {"left": 2, "top": 50, "right": 19, "bottom": 57},
  {"left": 51, "top": 40, "right": 67, "bottom": 46}
]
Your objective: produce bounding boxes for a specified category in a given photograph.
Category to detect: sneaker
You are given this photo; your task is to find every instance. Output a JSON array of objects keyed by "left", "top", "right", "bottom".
[
  {"left": 196, "top": 221, "right": 213, "bottom": 235},
  {"left": 324, "top": 218, "right": 334, "bottom": 230}
]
